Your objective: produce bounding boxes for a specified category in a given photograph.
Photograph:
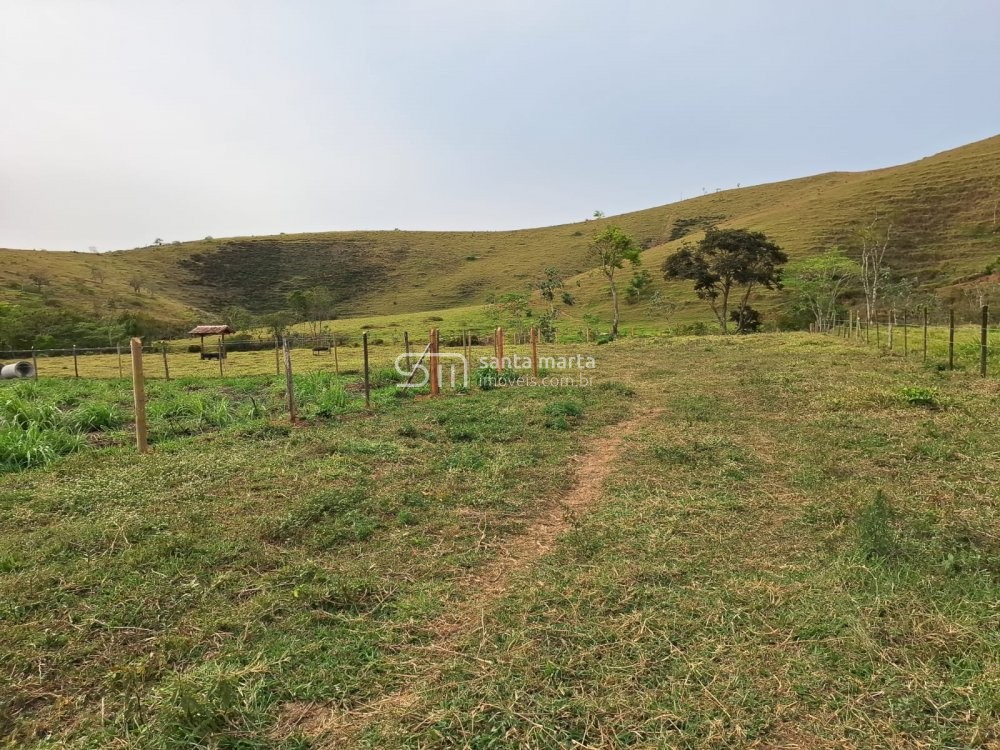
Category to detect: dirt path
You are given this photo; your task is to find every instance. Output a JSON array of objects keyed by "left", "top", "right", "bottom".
[{"left": 273, "top": 407, "right": 662, "bottom": 746}]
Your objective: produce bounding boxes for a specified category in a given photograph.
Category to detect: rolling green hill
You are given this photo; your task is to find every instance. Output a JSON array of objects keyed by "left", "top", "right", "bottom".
[{"left": 2, "top": 134, "right": 999, "bottom": 332}]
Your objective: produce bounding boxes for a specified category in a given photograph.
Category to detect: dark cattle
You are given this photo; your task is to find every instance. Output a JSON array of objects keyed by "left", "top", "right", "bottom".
[
  {"left": 312, "top": 346, "right": 331, "bottom": 355},
  {"left": 200, "top": 352, "right": 223, "bottom": 361}
]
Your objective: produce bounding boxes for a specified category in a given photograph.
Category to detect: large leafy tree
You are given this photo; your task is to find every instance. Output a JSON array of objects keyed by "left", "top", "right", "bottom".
[
  {"left": 663, "top": 227, "right": 787, "bottom": 334},
  {"left": 590, "top": 226, "right": 642, "bottom": 339},
  {"left": 785, "top": 248, "right": 859, "bottom": 332}
]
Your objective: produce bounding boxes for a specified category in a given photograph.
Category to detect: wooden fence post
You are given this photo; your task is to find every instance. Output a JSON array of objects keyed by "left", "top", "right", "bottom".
[
  {"left": 218, "top": 339, "right": 225, "bottom": 377},
  {"left": 282, "top": 337, "right": 296, "bottom": 423},
  {"left": 117, "top": 344, "right": 123, "bottom": 378},
  {"left": 497, "top": 327, "right": 505, "bottom": 368},
  {"left": 129, "top": 337, "right": 149, "bottom": 454},
  {"left": 403, "top": 331, "right": 411, "bottom": 371},
  {"left": 981, "top": 305, "right": 989, "bottom": 378},
  {"left": 923, "top": 307, "right": 928, "bottom": 362},
  {"left": 948, "top": 308, "right": 955, "bottom": 371},
  {"left": 429, "top": 328, "right": 440, "bottom": 397},
  {"left": 362, "top": 332, "right": 371, "bottom": 408},
  {"left": 274, "top": 336, "right": 281, "bottom": 375},
  {"left": 903, "top": 310, "right": 908, "bottom": 358},
  {"left": 332, "top": 334, "right": 340, "bottom": 375},
  {"left": 531, "top": 326, "right": 539, "bottom": 378},
  {"left": 73, "top": 344, "right": 79, "bottom": 378},
  {"left": 31, "top": 349, "right": 38, "bottom": 380},
  {"left": 161, "top": 343, "right": 170, "bottom": 380}
]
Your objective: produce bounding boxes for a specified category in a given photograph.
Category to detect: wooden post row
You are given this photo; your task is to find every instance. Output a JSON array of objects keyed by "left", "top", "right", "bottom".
[
  {"left": 949, "top": 308, "right": 955, "bottom": 371},
  {"left": 162, "top": 343, "right": 170, "bottom": 381},
  {"left": 283, "top": 337, "right": 297, "bottom": 422},
  {"left": 362, "top": 332, "right": 371, "bottom": 408},
  {"left": 429, "top": 328, "right": 440, "bottom": 397},
  {"left": 130, "top": 337, "right": 149, "bottom": 454},
  {"left": 531, "top": 326, "right": 539, "bottom": 378},
  {"left": 923, "top": 307, "right": 929, "bottom": 362},
  {"left": 903, "top": 311, "right": 908, "bottom": 358},
  {"left": 981, "top": 305, "right": 990, "bottom": 378}
]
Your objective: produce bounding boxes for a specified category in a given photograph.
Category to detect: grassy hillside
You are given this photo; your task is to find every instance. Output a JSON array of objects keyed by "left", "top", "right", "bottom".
[{"left": 2, "top": 134, "right": 999, "bottom": 329}]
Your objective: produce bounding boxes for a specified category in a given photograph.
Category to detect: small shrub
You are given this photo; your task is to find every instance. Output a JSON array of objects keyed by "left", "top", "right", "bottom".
[
  {"left": 543, "top": 401, "right": 583, "bottom": 418},
  {"left": 545, "top": 415, "right": 570, "bottom": 430},
  {"left": 312, "top": 384, "right": 350, "bottom": 417},
  {"left": 900, "top": 386, "right": 939, "bottom": 408}
]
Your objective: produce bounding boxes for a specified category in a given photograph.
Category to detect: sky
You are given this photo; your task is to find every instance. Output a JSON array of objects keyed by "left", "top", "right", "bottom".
[{"left": 1, "top": 0, "right": 999, "bottom": 251}]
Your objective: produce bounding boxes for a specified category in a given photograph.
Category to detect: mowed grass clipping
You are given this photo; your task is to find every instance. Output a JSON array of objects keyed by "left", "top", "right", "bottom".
[
  {"left": 348, "top": 334, "right": 1000, "bottom": 749},
  {"left": 0, "top": 369, "right": 632, "bottom": 747},
  {"left": 1, "top": 333, "right": 999, "bottom": 748}
]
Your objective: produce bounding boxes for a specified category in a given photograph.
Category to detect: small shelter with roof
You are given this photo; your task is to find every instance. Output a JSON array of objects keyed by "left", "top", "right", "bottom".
[{"left": 189, "top": 325, "right": 235, "bottom": 359}]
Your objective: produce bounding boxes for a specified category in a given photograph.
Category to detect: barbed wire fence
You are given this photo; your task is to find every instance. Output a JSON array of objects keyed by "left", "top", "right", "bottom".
[
  {"left": 0, "top": 325, "right": 559, "bottom": 454},
  {"left": 811, "top": 305, "right": 995, "bottom": 378}
]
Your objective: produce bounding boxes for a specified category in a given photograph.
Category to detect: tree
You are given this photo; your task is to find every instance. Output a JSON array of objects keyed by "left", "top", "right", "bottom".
[
  {"left": 27, "top": 272, "right": 51, "bottom": 295},
  {"left": 882, "top": 277, "right": 920, "bottom": 348},
  {"left": 730, "top": 305, "right": 762, "bottom": 333},
  {"left": 537, "top": 267, "right": 574, "bottom": 316},
  {"left": 784, "top": 248, "right": 859, "bottom": 331},
  {"left": 625, "top": 269, "right": 653, "bottom": 304},
  {"left": 128, "top": 273, "right": 144, "bottom": 294},
  {"left": 287, "top": 287, "right": 335, "bottom": 336},
  {"left": 663, "top": 227, "right": 787, "bottom": 334},
  {"left": 221, "top": 305, "right": 254, "bottom": 333},
  {"left": 536, "top": 268, "right": 575, "bottom": 343},
  {"left": 154, "top": 238, "right": 163, "bottom": 246},
  {"left": 590, "top": 226, "right": 641, "bottom": 339},
  {"left": 88, "top": 263, "right": 106, "bottom": 286},
  {"left": 963, "top": 278, "right": 999, "bottom": 311},
  {"left": 857, "top": 213, "right": 892, "bottom": 325},
  {"left": 261, "top": 310, "right": 295, "bottom": 341},
  {"left": 485, "top": 292, "right": 530, "bottom": 333}
]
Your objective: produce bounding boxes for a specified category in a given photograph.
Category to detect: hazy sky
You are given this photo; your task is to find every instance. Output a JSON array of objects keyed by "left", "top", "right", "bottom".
[{"left": 2, "top": 1, "right": 998, "bottom": 251}]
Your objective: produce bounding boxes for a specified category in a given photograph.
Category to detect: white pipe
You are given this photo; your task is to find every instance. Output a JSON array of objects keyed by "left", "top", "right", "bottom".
[{"left": 0, "top": 362, "right": 35, "bottom": 379}]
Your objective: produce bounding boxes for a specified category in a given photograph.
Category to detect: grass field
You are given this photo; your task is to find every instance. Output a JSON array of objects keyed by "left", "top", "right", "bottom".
[
  {"left": 1, "top": 332, "right": 999, "bottom": 748},
  {"left": 16, "top": 317, "right": 999, "bottom": 381},
  {"left": 2, "top": 134, "right": 999, "bottom": 330}
]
